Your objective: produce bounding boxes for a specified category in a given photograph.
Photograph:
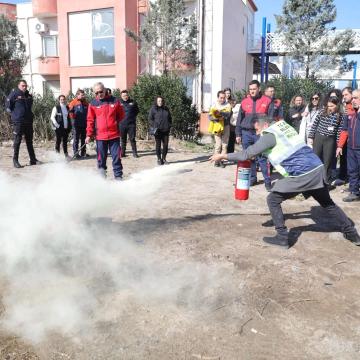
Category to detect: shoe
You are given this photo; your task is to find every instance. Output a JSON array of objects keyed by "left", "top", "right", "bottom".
[
  {"left": 344, "top": 231, "right": 360, "bottom": 246},
  {"left": 157, "top": 159, "right": 163, "bottom": 165},
  {"left": 265, "top": 182, "right": 272, "bottom": 192},
  {"left": 114, "top": 176, "right": 123, "bottom": 181},
  {"left": 64, "top": 154, "right": 71, "bottom": 161},
  {"left": 162, "top": 159, "right": 169, "bottom": 165},
  {"left": 13, "top": 158, "right": 23, "bottom": 168},
  {"left": 263, "top": 234, "right": 289, "bottom": 248},
  {"left": 75, "top": 154, "right": 82, "bottom": 159},
  {"left": 133, "top": 153, "right": 139, "bottom": 158},
  {"left": 220, "top": 161, "right": 226, "bottom": 168},
  {"left": 214, "top": 162, "right": 220, "bottom": 167},
  {"left": 82, "top": 153, "right": 90, "bottom": 158},
  {"left": 30, "top": 159, "right": 42, "bottom": 165},
  {"left": 327, "top": 184, "right": 336, "bottom": 191},
  {"left": 332, "top": 179, "right": 345, "bottom": 186},
  {"left": 250, "top": 179, "right": 258, "bottom": 186},
  {"left": 343, "top": 193, "right": 360, "bottom": 202}
]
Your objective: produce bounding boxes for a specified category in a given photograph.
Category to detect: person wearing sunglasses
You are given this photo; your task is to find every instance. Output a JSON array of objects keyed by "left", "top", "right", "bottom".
[
  {"left": 5, "top": 79, "right": 40, "bottom": 168},
  {"left": 85, "top": 82, "right": 125, "bottom": 179},
  {"left": 308, "top": 97, "right": 344, "bottom": 187},
  {"left": 337, "top": 89, "right": 360, "bottom": 202},
  {"left": 299, "top": 92, "right": 322, "bottom": 144}
]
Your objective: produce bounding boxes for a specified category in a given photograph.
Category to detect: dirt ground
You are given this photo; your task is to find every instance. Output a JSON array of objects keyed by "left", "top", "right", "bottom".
[{"left": 1, "top": 139, "right": 360, "bottom": 360}]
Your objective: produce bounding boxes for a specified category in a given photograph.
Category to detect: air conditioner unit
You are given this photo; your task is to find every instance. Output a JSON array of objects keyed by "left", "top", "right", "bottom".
[{"left": 35, "top": 23, "right": 48, "bottom": 33}]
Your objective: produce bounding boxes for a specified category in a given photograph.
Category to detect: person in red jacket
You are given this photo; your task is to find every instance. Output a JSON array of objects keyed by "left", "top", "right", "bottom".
[
  {"left": 235, "top": 80, "right": 272, "bottom": 190},
  {"left": 337, "top": 89, "right": 360, "bottom": 201},
  {"left": 85, "top": 82, "right": 125, "bottom": 179}
]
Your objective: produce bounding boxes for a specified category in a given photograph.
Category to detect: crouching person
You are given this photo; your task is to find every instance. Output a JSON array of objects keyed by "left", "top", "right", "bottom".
[
  {"left": 211, "top": 116, "right": 360, "bottom": 248},
  {"left": 85, "top": 82, "right": 125, "bottom": 179}
]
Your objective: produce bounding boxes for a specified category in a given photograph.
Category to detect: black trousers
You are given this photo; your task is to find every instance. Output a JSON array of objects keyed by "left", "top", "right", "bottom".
[
  {"left": 339, "top": 144, "right": 348, "bottom": 181},
  {"left": 120, "top": 123, "right": 137, "bottom": 155},
  {"left": 155, "top": 130, "right": 169, "bottom": 160},
  {"left": 227, "top": 125, "right": 236, "bottom": 153},
  {"left": 55, "top": 127, "right": 70, "bottom": 155},
  {"left": 13, "top": 122, "right": 36, "bottom": 162},
  {"left": 313, "top": 133, "right": 336, "bottom": 184},
  {"left": 73, "top": 126, "right": 86, "bottom": 156},
  {"left": 267, "top": 187, "right": 354, "bottom": 236}
]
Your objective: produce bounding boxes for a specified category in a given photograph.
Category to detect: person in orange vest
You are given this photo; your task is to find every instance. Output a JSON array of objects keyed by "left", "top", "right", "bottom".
[
  {"left": 68, "top": 89, "right": 89, "bottom": 158},
  {"left": 265, "top": 85, "right": 284, "bottom": 122}
]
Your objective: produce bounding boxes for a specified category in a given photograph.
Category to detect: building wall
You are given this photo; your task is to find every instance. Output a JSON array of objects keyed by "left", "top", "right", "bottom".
[
  {"left": 57, "top": 0, "right": 138, "bottom": 94},
  {"left": 0, "top": 2, "right": 16, "bottom": 20},
  {"left": 17, "top": 3, "right": 60, "bottom": 96}
]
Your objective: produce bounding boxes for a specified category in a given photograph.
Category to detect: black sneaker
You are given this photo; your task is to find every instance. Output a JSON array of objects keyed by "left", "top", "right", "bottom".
[
  {"left": 30, "top": 159, "right": 42, "bottom": 165},
  {"left": 343, "top": 193, "right": 360, "bottom": 202},
  {"left": 265, "top": 182, "right": 272, "bottom": 192},
  {"left": 263, "top": 234, "right": 289, "bottom": 248},
  {"left": 162, "top": 159, "right": 169, "bottom": 165},
  {"left": 13, "top": 158, "right": 23, "bottom": 168},
  {"left": 157, "top": 159, "right": 163, "bottom": 165},
  {"left": 250, "top": 179, "right": 258, "bottom": 186},
  {"left": 344, "top": 231, "right": 360, "bottom": 246}
]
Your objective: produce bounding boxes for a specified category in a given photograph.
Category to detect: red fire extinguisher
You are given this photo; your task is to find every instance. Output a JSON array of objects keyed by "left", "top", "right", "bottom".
[{"left": 235, "top": 160, "right": 251, "bottom": 200}]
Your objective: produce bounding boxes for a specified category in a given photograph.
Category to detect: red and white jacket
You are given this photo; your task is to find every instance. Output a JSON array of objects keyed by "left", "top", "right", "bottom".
[{"left": 86, "top": 96, "right": 125, "bottom": 140}]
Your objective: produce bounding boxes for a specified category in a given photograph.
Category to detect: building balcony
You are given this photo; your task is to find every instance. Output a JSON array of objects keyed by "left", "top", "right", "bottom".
[
  {"left": 32, "top": 0, "right": 57, "bottom": 18},
  {"left": 38, "top": 57, "right": 59, "bottom": 75}
]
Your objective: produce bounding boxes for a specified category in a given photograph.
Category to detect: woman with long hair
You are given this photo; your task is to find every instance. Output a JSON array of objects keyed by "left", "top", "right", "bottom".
[
  {"left": 299, "top": 92, "right": 323, "bottom": 144},
  {"left": 148, "top": 96, "right": 172, "bottom": 165},
  {"left": 287, "top": 95, "right": 306, "bottom": 133},
  {"left": 308, "top": 97, "right": 344, "bottom": 185}
]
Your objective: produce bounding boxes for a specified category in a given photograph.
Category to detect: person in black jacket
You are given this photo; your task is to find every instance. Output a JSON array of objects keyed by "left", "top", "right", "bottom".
[
  {"left": 148, "top": 96, "right": 172, "bottom": 165},
  {"left": 50, "top": 95, "right": 72, "bottom": 158},
  {"left": 119, "top": 90, "right": 139, "bottom": 158},
  {"left": 5, "top": 79, "right": 39, "bottom": 168},
  {"left": 287, "top": 95, "right": 306, "bottom": 133}
]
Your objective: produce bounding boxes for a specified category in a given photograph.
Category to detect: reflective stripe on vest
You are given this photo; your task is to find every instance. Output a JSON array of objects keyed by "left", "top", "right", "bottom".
[{"left": 263, "top": 120, "right": 306, "bottom": 177}]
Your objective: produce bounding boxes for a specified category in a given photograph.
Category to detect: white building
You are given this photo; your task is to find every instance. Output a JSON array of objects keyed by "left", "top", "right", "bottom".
[
  {"left": 17, "top": 2, "right": 60, "bottom": 97},
  {"left": 180, "top": 0, "right": 257, "bottom": 114}
]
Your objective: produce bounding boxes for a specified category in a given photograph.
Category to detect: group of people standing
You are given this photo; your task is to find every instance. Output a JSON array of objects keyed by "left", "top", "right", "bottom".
[
  {"left": 208, "top": 81, "right": 360, "bottom": 202},
  {"left": 5, "top": 79, "right": 173, "bottom": 179}
]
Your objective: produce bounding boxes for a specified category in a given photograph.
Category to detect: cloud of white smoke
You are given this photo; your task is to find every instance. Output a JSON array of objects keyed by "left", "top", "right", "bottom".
[{"left": 0, "top": 162, "right": 228, "bottom": 344}]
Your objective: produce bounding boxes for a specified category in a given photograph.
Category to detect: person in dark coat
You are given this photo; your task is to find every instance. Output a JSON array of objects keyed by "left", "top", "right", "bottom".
[
  {"left": 148, "top": 96, "right": 172, "bottom": 165},
  {"left": 119, "top": 90, "right": 140, "bottom": 158},
  {"left": 5, "top": 79, "right": 39, "bottom": 168},
  {"left": 287, "top": 95, "right": 306, "bottom": 133},
  {"left": 68, "top": 89, "right": 89, "bottom": 158},
  {"left": 50, "top": 95, "right": 72, "bottom": 158}
]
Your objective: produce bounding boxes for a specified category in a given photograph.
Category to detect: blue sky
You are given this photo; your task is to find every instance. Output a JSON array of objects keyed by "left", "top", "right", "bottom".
[
  {"left": 254, "top": 0, "right": 360, "bottom": 64},
  {"left": 254, "top": 0, "right": 360, "bottom": 32}
]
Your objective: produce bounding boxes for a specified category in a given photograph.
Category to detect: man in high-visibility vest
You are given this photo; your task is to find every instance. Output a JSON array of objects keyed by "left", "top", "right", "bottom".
[{"left": 211, "top": 116, "right": 360, "bottom": 249}]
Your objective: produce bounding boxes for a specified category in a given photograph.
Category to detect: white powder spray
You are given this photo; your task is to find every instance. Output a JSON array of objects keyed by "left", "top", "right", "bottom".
[{"left": 0, "top": 161, "right": 228, "bottom": 344}]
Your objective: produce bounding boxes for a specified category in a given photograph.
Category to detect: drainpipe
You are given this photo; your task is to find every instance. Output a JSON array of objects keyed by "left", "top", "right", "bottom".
[
  {"left": 198, "top": 0, "right": 205, "bottom": 112},
  {"left": 26, "top": 16, "right": 34, "bottom": 90}
]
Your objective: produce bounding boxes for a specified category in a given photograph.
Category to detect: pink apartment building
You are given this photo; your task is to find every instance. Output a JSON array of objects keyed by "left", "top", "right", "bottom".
[{"left": 17, "top": 0, "right": 147, "bottom": 96}]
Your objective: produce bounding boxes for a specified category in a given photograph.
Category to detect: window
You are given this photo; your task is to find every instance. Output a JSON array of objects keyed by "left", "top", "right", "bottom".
[
  {"left": 69, "top": 8, "right": 115, "bottom": 66},
  {"left": 42, "top": 35, "right": 58, "bottom": 57}
]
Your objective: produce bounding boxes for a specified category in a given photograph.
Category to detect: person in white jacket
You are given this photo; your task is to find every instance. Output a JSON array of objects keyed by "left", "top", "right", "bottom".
[
  {"left": 50, "top": 95, "right": 71, "bottom": 158},
  {"left": 299, "top": 92, "right": 322, "bottom": 145}
]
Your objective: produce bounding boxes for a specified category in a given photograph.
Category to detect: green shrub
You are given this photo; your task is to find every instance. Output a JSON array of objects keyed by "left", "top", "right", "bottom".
[
  {"left": 266, "top": 75, "right": 333, "bottom": 119},
  {"left": 130, "top": 74, "right": 199, "bottom": 140}
]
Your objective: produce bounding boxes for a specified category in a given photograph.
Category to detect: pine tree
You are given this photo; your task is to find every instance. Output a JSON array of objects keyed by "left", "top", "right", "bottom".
[
  {"left": 275, "top": 0, "right": 354, "bottom": 78},
  {"left": 0, "top": 15, "right": 26, "bottom": 101},
  {"left": 125, "top": 0, "right": 198, "bottom": 75}
]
